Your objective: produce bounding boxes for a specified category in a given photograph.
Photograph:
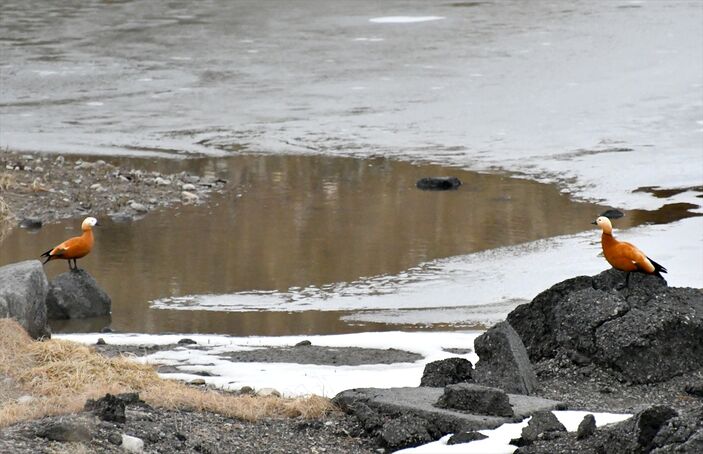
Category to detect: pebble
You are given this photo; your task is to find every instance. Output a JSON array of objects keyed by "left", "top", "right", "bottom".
[
  {"left": 181, "top": 183, "right": 197, "bottom": 191},
  {"left": 129, "top": 202, "right": 148, "bottom": 213},
  {"left": 181, "top": 191, "right": 199, "bottom": 202},
  {"left": 154, "top": 177, "right": 172, "bottom": 186},
  {"left": 121, "top": 434, "right": 144, "bottom": 453}
]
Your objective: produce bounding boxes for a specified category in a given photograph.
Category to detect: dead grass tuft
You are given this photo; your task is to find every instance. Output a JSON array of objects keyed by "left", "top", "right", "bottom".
[{"left": 0, "top": 319, "right": 333, "bottom": 428}]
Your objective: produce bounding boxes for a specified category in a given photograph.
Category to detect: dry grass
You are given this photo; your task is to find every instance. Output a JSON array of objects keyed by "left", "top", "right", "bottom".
[{"left": 0, "top": 319, "right": 333, "bottom": 428}]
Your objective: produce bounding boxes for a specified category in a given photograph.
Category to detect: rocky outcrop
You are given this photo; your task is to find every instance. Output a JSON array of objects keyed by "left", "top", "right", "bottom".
[
  {"left": 473, "top": 321, "right": 537, "bottom": 395},
  {"left": 0, "top": 260, "right": 50, "bottom": 339},
  {"left": 507, "top": 269, "right": 703, "bottom": 384},
  {"left": 46, "top": 269, "right": 111, "bottom": 319},
  {"left": 333, "top": 386, "right": 563, "bottom": 445},
  {"left": 420, "top": 357, "right": 473, "bottom": 387},
  {"left": 416, "top": 177, "right": 462, "bottom": 190},
  {"left": 512, "top": 410, "right": 566, "bottom": 447}
]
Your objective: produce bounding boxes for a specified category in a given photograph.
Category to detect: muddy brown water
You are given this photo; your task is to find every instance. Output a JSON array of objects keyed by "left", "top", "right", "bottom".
[{"left": 0, "top": 154, "right": 697, "bottom": 336}]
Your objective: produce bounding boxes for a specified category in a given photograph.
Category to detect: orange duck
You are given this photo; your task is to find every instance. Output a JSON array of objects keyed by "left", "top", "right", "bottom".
[
  {"left": 41, "top": 217, "right": 98, "bottom": 270},
  {"left": 592, "top": 216, "right": 667, "bottom": 287}
]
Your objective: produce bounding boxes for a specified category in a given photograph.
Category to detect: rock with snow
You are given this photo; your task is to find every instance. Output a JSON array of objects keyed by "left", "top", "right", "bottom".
[
  {"left": 507, "top": 269, "right": 703, "bottom": 384},
  {"left": 447, "top": 431, "right": 488, "bottom": 445},
  {"left": 420, "top": 357, "right": 473, "bottom": 387},
  {"left": 577, "top": 414, "right": 596, "bottom": 440},
  {"left": 472, "top": 321, "right": 537, "bottom": 395},
  {"left": 379, "top": 414, "right": 435, "bottom": 451},
  {"left": 257, "top": 388, "right": 281, "bottom": 397},
  {"left": 0, "top": 260, "right": 50, "bottom": 339},
  {"left": 512, "top": 410, "right": 566, "bottom": 446},
  {"left": 435, "top": 383, "right": 513, "bottom": 417},
  {"left": 46, "top": 269, "right": 111, "bottom": 319}
]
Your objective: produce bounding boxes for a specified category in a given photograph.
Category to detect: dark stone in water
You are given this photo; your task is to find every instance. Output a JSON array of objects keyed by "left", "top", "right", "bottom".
[
  {"left": 178, "top": 338, "right": 197, "bottom": 345},
  {"left": 18, "top": 218, "right": 43, "bottom": 229},
  {"left": 416, "top": 177, "right": 462, "bottom": 190},
  {"left": 600, "top": 209, "right": 624, "bottom": 219},
  {"left": 46, "top": 269, "right": 111, "bottom": 319}
]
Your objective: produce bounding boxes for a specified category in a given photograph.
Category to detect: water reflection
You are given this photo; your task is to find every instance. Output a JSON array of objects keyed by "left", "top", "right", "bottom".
[{"left": 0, "top": 154, "right": 696, "bottom": 335}]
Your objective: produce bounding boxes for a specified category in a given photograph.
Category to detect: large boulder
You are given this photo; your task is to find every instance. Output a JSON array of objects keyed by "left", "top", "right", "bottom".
[
  {"left": 473, "top": 321, "right": 537, "bottom": 395},
  {"left": 507, "top": 269, "right": 703, "bottom": 384},
  {"left": 435, "top": 383, "right": 513, "bottom": 417},
  {"left": 46, "top": 269, "right": 111, "bottom": 319},
  {"left": 0, "top": 260, "right": 50, "bottom": 339}
]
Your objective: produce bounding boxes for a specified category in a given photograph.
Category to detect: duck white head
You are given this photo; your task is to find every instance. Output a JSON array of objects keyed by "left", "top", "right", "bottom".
[
  {"left": 82, "top": 217, "right": 98, "bottom": 231},
  {"left": 592, "top": 216, "right": 613, "bottom": 234}
]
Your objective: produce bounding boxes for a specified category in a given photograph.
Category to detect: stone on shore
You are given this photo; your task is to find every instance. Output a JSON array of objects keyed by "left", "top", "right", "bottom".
[
  {"left": 416, "top": 177, "right": 462, "bottom": 190},
  {"left": 436, "top": 383, "right": 513, "bottom": 417},
  {"left": 511, "top": 410, "right": 566, "bottom": 446},
  {"left": 0, "top": 260, "right": 50, "bottom": 339},
  {"left": 46, "top": 269, "right": 111, "bottom": 319},
  {"left": 420, "top": 357, "right": 473, "bottom": 387},
  {"left": 473, "top": 321, "right": 537, "bottom": 395},
  {"left": 507, "top": 269, "right": 703, "bottom": 384}
]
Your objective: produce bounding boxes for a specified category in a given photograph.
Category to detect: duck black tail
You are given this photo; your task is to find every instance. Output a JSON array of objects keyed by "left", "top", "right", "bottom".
[{"left": 648, "top": 256, "right": 667, "bottom": 277}]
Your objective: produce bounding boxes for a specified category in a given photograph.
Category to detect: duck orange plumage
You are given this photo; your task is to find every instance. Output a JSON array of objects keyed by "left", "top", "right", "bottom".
[
  {"left": 592, "top": 216, "right": 666, "bottom": 286},
  {"left": 41, "top": 217, "right": 98, "bottom": 271}
]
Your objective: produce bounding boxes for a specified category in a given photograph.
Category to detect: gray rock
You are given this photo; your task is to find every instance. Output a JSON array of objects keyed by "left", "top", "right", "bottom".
[
  {"left": 420, "top": 357, "right": 473, "bottom": 387},
  {"left": 508, "top": 269, "right": 703, "bottom": 384},
  {"left": 379, "top": 414, "right": 434, "bottom": 451},
  {"left": 447, "top": 431, "right": 488, "bottom": 445},
  {"left": 473, "top": 321, "right": 537, "bottom": 395},
  {"left": 416, "top": 176, "right": 462, "bottom": 190},
  {"left": 46, "top": 269, "right": 111, "bottom": 319},
  {"left": 18, "top": 218, "right": 42, "bottom": 229},
  {"left": 0, "top": 260, "right": 50, "bottom": 339},
  {"left": 436, "top": 383, "right": 513, "bottom": 417},
  {"left": 577, "top": 414, "right": 596, "bottom": 440},
  {"left": 295, "top": 339, "right": 312, "bottom": 347},
  {"left": 36, "top": 418, "right": 92, "bottom": 442},
  {"left": 685, "top": 381, "right": 703, "bottom": 398},
  {"left": 177, "top": 338, "right": 197, "bottom": 345}
]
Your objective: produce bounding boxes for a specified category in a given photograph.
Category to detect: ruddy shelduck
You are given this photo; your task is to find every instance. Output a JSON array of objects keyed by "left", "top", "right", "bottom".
[
  {"left": 41, "top": 217, "right": 98, "bottom": 271},
  {"left": 592, "top": 216, "right": 666, "bottom": 287}
]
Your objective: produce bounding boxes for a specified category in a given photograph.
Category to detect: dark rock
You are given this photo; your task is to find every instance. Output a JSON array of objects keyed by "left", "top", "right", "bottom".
[
  {"left": 36, "top": 419, "right": 92, "bottom": 442},
  {"left": 115, "top": 392, "right": 141, "bottom": 405},
  {"left": 18, "top": 218, "right": 42, "bottom": 229},
  {"left": 175, "top": 432, "right": 188, "bottom": 441},
  {"left": 96, "top": 337, "right": 106, "bottom": 345},
  {"left": 685, "top": 381, "right": 703, "bottom": 398},
  {"left": 0, "top": 260, "right": 50, "bottom": 339},
  {"left": 85, "top": 393, "right": 126, "bottom": 423},
  {"left": 416, "top": 176, "right": 462, "bottom": 191},
  {"left": 600, "top": 209, "right": 624, "bottom": 219},
  {"left": 100, "top": 326, "right": 113, "bottom": 333},
  {"left": 473, "top": 321, "right": 537, "bottom": 395},
  {"left": 630, "top": 405, "right": 678, "bottom": 452},
  {"left": 447, "top": 431, "right": 488, "bottom": 445},
  {"left": 436, "top": 383, "right": 513, "bottom": 417},
  {"left": 239, "top": 386, "right": 255, "bottom": 395},
  {"left": 508, "top": 269, "right": 703, "bottom": 384},
  {"left": 420, "top": 357, "right": 473, "bottom": 387},
  {"left": 379, "top": 414, "right": 434, "bottom": 451},
  {"left": 349, "top": 402, "right": 383, "bottom": 432},
  {"left": 516, "top": 411, "right": 566, "bottom": 446},
  {"left": 577, "top": 414, "right": 596, "bottom": 440},
  {"left": 295, "top": 340, "right": 312, "bottom": 347},
  {"left": 177, "top": 338, "right": 197, "bottom": 345},
  {"left": 107, "top": 432, "right": 123, "bottom": 445},
  {"left": 46, "top": 269, "right": 111, "bottom": 319}
]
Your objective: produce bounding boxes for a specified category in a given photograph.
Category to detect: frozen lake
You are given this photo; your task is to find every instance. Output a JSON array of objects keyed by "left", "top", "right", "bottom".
[{"left": 1, "top": 0, "right": 702, "bottom": 333}]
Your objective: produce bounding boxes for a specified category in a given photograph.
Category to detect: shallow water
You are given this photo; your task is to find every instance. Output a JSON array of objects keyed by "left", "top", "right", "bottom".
[{"left": 0, "top": 154, "right": 697, "bottom": 335}]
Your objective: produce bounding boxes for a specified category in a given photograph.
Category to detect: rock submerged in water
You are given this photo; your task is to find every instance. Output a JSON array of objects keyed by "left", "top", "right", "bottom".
[
  {"left": 46, "top": 269, "right": 111, "bottom": 319},
  {"left": 0, "top": 260, "right": 50, "bottom": 339},
  {"left": 507, "top": 268, "right": 703, "bottom": 384},
  {"left": 416, "top": 177, "right": 462, "bottom": 191}
]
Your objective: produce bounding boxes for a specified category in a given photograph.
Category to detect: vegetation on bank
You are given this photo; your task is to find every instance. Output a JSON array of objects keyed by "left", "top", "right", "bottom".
[{"left": 0, "top": 319, "right": 332, "bottom": 428}]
